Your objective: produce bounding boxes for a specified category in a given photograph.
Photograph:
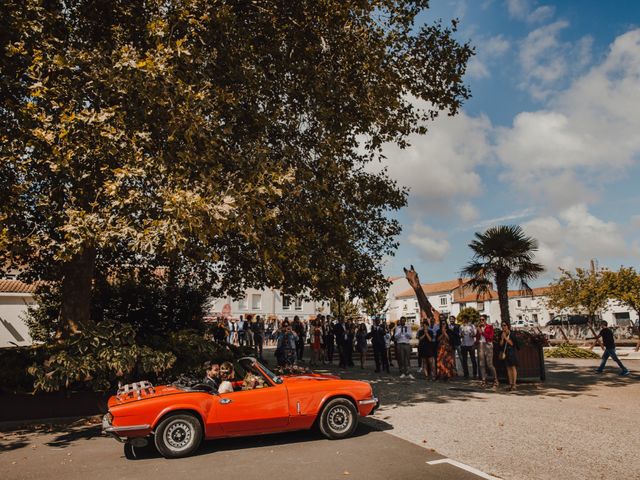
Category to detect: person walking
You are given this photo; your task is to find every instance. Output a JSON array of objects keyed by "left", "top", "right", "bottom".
[
  {"left": 367, "top": 318, "right": 390, "bottom": 373},
  {"left": 460, "top": 317, "right": 478, "bottom": 379},
  {"left": 499, "top": 322, "right": 520, "bottom": 391},
  {"left": 394, "top": 317, "right": 413, "bottom": 379},
  {"left": 476, "top": 314, "right": 498, "bottom": 388},
  {"left": 356, "top": 323, "right": 368, "bottom": 369},
  {"left": 436, "top": 315, "right": 456, "bottom": 381},
  {"left": 591, "top": 320, "right": 630, "bottom": 376}
]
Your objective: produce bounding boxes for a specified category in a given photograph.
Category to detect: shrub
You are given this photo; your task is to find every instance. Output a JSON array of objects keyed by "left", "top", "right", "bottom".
[{"left": 457, "top": 307, "right": 480, "bottom": 325}]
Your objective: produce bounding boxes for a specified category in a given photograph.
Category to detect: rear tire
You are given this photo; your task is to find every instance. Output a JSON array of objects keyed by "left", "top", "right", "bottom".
[
  {"left": 318, "top": 398, "right": 358, "bottom": 440},
  {"left": 154, "top": 413, "right": 202, "bottom": 459}
]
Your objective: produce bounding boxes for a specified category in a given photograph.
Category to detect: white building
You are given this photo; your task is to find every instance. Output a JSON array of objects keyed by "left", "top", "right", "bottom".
[
  {"left": 0, "top": 279, "right": 36, "bottom": 348},
  {"left": 207, "top": 288, "right": 330, "bottom": 321}
]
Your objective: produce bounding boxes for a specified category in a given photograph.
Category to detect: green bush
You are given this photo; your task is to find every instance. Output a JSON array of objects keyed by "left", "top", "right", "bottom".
[{"left": 457, "top": 307, "right": 480, "bottom": 325}]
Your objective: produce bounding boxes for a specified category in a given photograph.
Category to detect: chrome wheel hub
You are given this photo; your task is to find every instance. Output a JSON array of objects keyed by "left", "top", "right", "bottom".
[
  {"left": 165, "top": 421, "right": 192, "bottom": 450},
  {"left": 327, "top": 406, "right": 352, "bottom": 432}
]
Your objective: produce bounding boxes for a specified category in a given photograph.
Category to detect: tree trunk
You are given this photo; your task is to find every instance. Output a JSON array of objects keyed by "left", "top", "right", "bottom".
[
  {"left": 496, "top": 273, "right": 510, "bottom": 326},
  {"left": 59, "top": 244, "right": 96, "bottom": 336}
]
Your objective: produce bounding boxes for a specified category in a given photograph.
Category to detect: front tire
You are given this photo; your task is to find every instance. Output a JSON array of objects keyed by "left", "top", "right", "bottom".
[
  {"left": 318, "top": 398, "right": 358, "bottom": 440},
  {"left": 154, "top": 413, "right": 202, "bottom": 459}
]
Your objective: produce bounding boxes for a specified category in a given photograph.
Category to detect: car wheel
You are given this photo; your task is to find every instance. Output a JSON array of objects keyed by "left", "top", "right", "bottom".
[
  {"left": 154, "top": 413, "right": 202, "bottom": 459},
  {"left": 318, "top": 398, "right": 358, "bottom": 440}
]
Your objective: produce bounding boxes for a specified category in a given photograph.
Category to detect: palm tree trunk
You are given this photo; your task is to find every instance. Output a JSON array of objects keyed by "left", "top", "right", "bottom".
[{"left": 496, "top": 273, "right": 510, "bottom": 326}]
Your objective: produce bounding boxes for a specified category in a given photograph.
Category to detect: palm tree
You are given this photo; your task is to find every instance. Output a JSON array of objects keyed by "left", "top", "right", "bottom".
[{"left": 461, "top": 225, "right": 544, "bottom": 326}]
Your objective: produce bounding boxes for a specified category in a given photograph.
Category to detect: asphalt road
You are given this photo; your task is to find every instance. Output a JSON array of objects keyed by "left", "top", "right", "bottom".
[{"left": 1, "top": 418, "right": 494, "bottom": 480}]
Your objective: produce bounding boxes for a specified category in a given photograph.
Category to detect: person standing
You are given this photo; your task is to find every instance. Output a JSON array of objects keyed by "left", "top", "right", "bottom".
[
  {"left": 394, "top": 317, "right": 413, "bottom": 379},
  {"left": 277, "top": 323, "right": 298, "bottom": 367},
  {"left": 448, "top": 315, "right": 462, "bottom": 372},
  {"left": 310, "top": 320, "right": 323, "bottom": 367},
  {"left": 253, "top": 315, "right": 265, "bottom": 359},
  {"left": 334, "top": 316, "right": 348, "bottom": 369},
  {"left": 346, "top": 321, "right": 356, "bottom": 367},
  {"left": 436, "top": 316, "right": 456, "bottom": 381},
  {"left": 356, "top": 323, "right": 368, "bottom": 369},
  {"left": 499, "top": 322, "right": 520, "bottom": 391},
  {"left": 460, "top": 317, "right": 478, "bottom": 379},
  {"left": 417, "top": 319, "right": 436, "bottom": 380},
  {"left": 244, "top": 315, "right": 254, "bottom": 349},
  {"left": 476, "top": 315, "right": 498, "bottom": 388},
  {"left": 325, "top": 317, "right": 335, "bottom": 364},
  {"left": 237, "top": 315, "right": 245, "bottom": 346},
  {"left": 367, "top": 318, "right": 390, "bottom": 373},
  {"left": 591, "top": 320, "right": 630, "bottom": 376},
  {"left": 292, "top": 316, "right": 305, "bottom": 362}
]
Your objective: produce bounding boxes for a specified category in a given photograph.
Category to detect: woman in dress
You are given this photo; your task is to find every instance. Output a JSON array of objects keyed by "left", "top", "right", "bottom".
[
  {"left": 310, "top": 320, "right": 323, "bottom": 367},
  {"left": 436, "top": 316, "right": 456, "bottom": 381},
  {"left": 500, "top": 322, "right": 519, "bottom": 391},
  {"left": 417, "top": 319, "right": 436, "bottom": 380},
  {"left": 355, "top": 323, "right": 368, "bottom": 369},
  {"left": 218, "top": 362, "right": 235, "bottom": 394}
]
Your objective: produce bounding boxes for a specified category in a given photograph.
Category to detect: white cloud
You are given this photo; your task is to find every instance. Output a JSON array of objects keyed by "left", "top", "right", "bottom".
[
  {"left": 497, "top": 28, "right": 640, "bottom": 208},
  {"left": 408, "top": 224, "right": 451, "bottom": 261},
  {"left": 523, "top": 204, "right": 630, "bottom": 273},
  {"left": 507, "top": 0, "right": 555, "bottom": 23},
  {"left": 379, "top": 109, "right": 493, "bottom": 219},
  {"left": 468, "top": 34, "right": 511, "bottom": 79},
  {"left": 518, "top": 21, "right": 594, "bottom": 99},
  {"left": 456, "top": 202, "right": 480, "bottom": 222},
  {"left": 470, "top": 207, "right": 536, "bottom": 230}
]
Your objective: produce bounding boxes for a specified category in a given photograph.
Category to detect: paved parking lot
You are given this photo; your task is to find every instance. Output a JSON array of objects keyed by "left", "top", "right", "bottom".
[{"left": 1, "top": 418, "right": 495, "bottom": 480}]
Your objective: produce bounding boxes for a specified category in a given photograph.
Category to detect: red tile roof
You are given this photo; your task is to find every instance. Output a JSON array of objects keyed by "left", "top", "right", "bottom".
[
  {"left": 454, "top": 287, "right": 550, "bottom": 303},
  {"left": 0, "top": 279, "right": 38, "bottom": 294},
  {"left": 396, "top": 278, "right": 469, "bottom": 298}
]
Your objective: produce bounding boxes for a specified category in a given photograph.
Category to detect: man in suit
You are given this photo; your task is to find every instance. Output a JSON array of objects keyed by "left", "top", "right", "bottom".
[
  {"left": 333, "top": 316, "right": 348, "bottom": 369},
  {"left": 203, "top": 363, "right": 220, "bottom": 391},
  {"left": 367, "top": 317, "right": 389, "bottom": 373}
]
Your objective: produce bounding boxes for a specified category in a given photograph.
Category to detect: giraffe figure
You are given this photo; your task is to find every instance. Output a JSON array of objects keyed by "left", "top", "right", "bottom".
[{"left": 403, "top": 265, "right": 437, "bottom": 321}]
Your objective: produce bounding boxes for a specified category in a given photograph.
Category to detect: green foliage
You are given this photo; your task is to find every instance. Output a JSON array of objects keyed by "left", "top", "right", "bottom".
[
  {"left": 361, "top": 286, "right": 389, "bottom": 317},
  {"left": 604, "top": 267, "right": 640, "bottom": 316},
  {"left": 462, "top": 225, "right": 544, "bottom": 324},
  {"left": 546, "top": 266, "right": 609, "bottom": 320},
  {"left": 457, "top": 307, "right": 480, "bottom": 325},
  {"left": 1, "top": 0, "right": 474, "bottom": 334},
  {"left": 544, "top": 343, "right": 600, "bottom": 359},
  {"left": 27, "top": 320, "right": 177, "bottom": 392}
]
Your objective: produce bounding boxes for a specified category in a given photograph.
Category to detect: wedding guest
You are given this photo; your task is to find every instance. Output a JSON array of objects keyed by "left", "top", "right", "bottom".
[
  {"left": 253, "top": 315, "right": 265, "bottom": 359},
  {"left": 334, "top": 316, "right": 348, "bottom": 369},
  {"left": 448, "top": 315, "right": 461, "bottom": 371},
  {"left": 277, "top": 323, "right": 298, "bottom": 367},
  {"left": 394, "top": 317, "right": 413, "bottom": 379},
  {"left": 356, "top": 323, "right": 368, "bottom": 369},
  {"left": 387, "top": 321, "right": 396, "bottom": 367},
  {"left": 499, "top": 322, "right": 519, "bottom": 391},
  {"left": 367, "top": 318, "right": 389, "bottom": 373},
  {"left": 476, "top": 314, "right": 498, "bottom": 388},
  {"left": 203, "top": 363, "right": 220, "bottom": 391},
  {"left": 346, "top": 321, "right": 356, "bottom": 367},
  {"left": 417, "top": 319, "right": 436, "bottom": 380},
  {"left": 292, "top": 316, "right": 305, "bottom": 361},
  {"left": 324, "top": 317, "right": 335, "bottom": 363},
  {"left": 436, "top": 314, "right": 456, "bottom": 381},
  {"left": 310, "top": 320, "right": 323, "bottom": 367},
  {"left": 460, "top": 316, "right": 478, "bottom": 379}
]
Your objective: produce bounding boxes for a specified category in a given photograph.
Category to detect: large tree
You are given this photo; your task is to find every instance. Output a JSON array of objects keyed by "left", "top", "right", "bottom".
[
  {"left": 1, "top": 0, "right": 473, "bottom": 337},
  {"left": 461, "top": 225, "right": 544, "bottom": 326}
]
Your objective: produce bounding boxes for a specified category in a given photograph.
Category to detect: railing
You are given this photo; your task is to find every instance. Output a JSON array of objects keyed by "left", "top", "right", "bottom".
[{"left": 116, "top": 380, "right": 155, "bottom": 401}]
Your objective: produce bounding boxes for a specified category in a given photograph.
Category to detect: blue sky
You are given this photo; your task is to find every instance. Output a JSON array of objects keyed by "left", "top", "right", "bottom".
[{"left": 379, "top": 0, "right": 640, "bottom": 286}]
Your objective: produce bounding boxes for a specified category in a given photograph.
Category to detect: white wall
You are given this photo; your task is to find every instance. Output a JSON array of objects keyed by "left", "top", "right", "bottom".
[{"left": 0, "top": 294, "right": 34, "bottom": 348}]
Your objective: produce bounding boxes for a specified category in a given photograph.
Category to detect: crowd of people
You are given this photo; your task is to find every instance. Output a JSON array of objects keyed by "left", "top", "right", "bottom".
[{"left": 208, "top": 311, "right": 523, "bottom": 391}]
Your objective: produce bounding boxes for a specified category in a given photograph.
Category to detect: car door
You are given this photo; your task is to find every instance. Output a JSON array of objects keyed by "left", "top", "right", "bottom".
[{"left": 215, "top": 383, "right": 290, "bottom": 434}]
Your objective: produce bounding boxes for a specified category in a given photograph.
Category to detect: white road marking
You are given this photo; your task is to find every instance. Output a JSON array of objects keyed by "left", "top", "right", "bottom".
[{"left": 427, "top": 458, "right": 501, "bottom": 480}]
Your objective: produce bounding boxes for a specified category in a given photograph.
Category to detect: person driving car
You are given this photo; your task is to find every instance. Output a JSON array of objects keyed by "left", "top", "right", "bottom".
[{"left": 203, "top": 363, "right": 221, "bottom": 391}]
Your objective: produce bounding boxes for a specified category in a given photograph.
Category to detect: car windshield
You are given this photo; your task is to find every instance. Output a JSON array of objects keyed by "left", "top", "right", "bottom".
[{"left": 236, "top": 357, "right": 282, "bottom": 385}]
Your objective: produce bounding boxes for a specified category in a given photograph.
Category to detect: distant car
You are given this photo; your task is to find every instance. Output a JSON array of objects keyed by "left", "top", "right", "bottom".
[
  {"left": 511, "top": 319, "right": 537, "bottom": 328},
  {"left": 102, "top": 357, "right": 379, "bottom": 459},
  {"left": 546, "top": 315, "right": 592, "bottom": 326}
]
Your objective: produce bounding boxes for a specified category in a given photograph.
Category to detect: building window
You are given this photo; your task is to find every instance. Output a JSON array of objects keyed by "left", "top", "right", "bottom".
[
  {"left": 517, "top": 300, "right": 521, "bottom": 307},
  {"left": 439, "top": 296, "right": 447, "bottom": 306},
  {"left": 238, "top": 297, "right": 248, "bottom": 310},
  {"left": 283, "top": 295, "right": 291, "bottom": 310},
  {"left": 294, "top": 297, "right": 303, "bottom": 310},
  {"left": 477, "top": 302, "right": 484, "bottom": 311},
  {"left": 532, "top": 313, "right": 539, "bottom": 323},
  {"left": 251, "top": 294, "right": 261, "bottom": 310}
]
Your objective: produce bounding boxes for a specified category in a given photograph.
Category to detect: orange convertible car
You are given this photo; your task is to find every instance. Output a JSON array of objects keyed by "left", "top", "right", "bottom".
[{"left": 103, "top": 357, "right": 379, "bottom": 458}]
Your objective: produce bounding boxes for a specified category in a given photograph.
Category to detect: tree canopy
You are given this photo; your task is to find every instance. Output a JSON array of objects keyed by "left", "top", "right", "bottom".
[
  {"left": 1, "top": 0, "right": 473, "bottom": 335},
  {"left": 461, "top": 225, "right": 544, "bottom": 325},
  {"left": 545, "top": 266, "right": 610, "bottom": 321}
]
